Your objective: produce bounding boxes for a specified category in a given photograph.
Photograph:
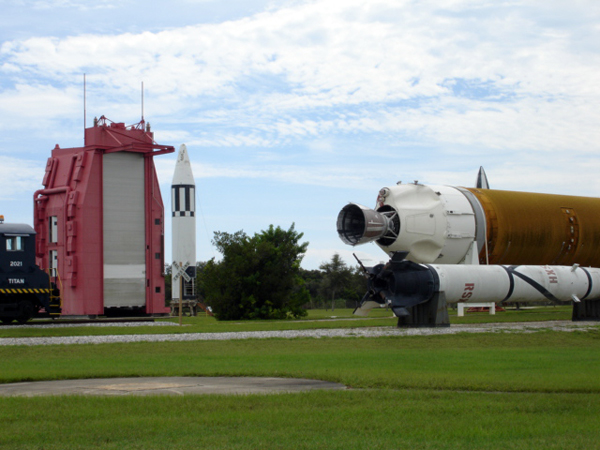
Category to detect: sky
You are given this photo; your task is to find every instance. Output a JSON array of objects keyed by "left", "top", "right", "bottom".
[{"left": 1, "top": 0, "right": 599, "bottom": 270}]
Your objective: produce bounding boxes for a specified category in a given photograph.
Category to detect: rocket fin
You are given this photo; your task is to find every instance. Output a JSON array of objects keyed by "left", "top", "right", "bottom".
[
  {"left": 353, "top": 301, "right": 383, "bottom": 316},
  {"left": 475, "top": 166, "right": 490, "bottom": 189}
]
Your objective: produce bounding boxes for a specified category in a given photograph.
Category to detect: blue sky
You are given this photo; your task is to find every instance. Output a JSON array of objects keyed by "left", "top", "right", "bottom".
[{"left": 1, "top": 0, "right": 599, "bottom": 270}]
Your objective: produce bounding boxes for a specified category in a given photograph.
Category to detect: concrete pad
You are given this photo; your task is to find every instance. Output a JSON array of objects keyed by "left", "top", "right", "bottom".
[{"left": 0, "top": 377, "right": 346, "bottom": 397}]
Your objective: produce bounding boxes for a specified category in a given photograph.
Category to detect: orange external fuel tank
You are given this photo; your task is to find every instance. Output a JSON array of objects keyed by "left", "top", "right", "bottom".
[{"left": 466, "top": 189, "right": 600, "bottom": 267}]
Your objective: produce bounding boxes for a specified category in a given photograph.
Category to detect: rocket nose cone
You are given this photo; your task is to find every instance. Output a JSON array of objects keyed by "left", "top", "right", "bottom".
[
  {"left": 177, "top": 144, "right": 190, "bottom": 164},
  {"left": 172, "top": 144, "right": 195, "bottom": 185},
  {"left": 475, "top": 166, "right": 490, "bottom": 189}
]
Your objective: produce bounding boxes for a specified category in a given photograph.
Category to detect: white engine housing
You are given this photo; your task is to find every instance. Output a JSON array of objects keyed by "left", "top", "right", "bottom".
[{"left": 376, "top": 184, "right": 478, "bottom": 264}]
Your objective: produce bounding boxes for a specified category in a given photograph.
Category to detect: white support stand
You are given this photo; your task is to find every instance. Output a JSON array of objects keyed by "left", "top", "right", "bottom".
[{"left": 457, "top": 302, "right": 496, "bottom": 317}]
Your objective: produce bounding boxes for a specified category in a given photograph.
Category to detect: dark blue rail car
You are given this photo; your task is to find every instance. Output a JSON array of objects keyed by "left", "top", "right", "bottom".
[{"left": 0, "top": 221, "right": 61, "bottom": 324}]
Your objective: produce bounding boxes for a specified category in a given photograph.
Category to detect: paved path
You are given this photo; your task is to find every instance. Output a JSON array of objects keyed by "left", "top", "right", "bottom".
[
  {"left": 0, "top": 377, "right": 346, "bottom": 397},
  {"left": 1, "top": 320, "right": 598, "bottom": 347}
]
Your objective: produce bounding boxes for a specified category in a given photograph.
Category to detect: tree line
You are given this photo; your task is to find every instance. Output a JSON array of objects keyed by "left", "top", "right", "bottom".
[{"left": 165, "top": 223, "right": 368, "bottom": 320}]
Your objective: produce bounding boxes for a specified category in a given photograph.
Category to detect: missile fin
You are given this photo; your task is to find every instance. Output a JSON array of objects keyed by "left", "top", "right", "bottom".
[{"left": 353, "top": 301, "right": 383, "bottom": 316}]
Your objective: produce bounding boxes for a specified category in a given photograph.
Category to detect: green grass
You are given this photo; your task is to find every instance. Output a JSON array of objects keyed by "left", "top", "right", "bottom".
[
  {"left": 2, "top": 309, "right": 600, "bottom": 449},
  {"left": 2, "top": 390, "right": 600, "bottom": 449},
  {"left": 0, "top": 308, "right": 397, "bottom": 338},
  {"left": 0, "top": 305, "right": 574, "bottom": 339},
  {"left": 2, "top": 331, "right": 600, "bottom": 392},
  {"left": 449, "top": 304, "right": 573, "bottom": 324}
]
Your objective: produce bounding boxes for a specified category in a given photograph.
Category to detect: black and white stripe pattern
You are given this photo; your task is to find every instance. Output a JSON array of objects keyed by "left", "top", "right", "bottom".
[
  {"left": 172, "top": 185, "right": 195, "bottom": 217},
  {"left": 501, "top": 265, "right": 595, "bottom": 304}
]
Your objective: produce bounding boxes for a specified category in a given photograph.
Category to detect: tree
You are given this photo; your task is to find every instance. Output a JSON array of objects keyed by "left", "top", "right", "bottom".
[
  {"left": 195, "top": 261, "right": 208, "bottom": 302},
  {"left": 343, "top": 266, "right": 369, "bottom": 308},
  {"left": 298, "top": 268, "right": 325, "bottom": 309},
  {"left": 319, "top": 253, "right": 353, "bottom": 311},
  {"left": 203, "top": 224, "right": 309, "bottom": 320}
]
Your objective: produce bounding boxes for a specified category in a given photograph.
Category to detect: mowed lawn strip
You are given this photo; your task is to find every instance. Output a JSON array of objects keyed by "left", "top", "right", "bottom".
[
  {"left": 0, "top": 306, "right": 574, "bottom": 338},
  {"left": 2, "top": 390, "right": 599, "bottom": 449},
  {"left": 1, "top": 330, "right": 599, "bottom": 393},
  {"left": 0, "top": 310, "right": 397, "bottom": 338},
  {"left": 2, "top": 329, "right": 600, "bottom": 449}
]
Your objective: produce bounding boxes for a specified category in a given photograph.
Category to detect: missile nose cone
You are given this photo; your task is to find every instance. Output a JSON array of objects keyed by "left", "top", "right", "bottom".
[
  {"left": 172, "top": 144, "right": 195, "bottom": 185},
  {"left": 475, "top": 166, "right": 490, "bottom": 189}
]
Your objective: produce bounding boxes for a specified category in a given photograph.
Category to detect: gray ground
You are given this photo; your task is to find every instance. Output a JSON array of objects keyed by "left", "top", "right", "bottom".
[
  {"left": 0, "top": 377, "right": 346, "bottom": 397},
  {"left": 0, "top": 320, "right": 597, "bottom": 347},
  {"left": 1, "top": 320, "right": 597, "bottom": 396}
]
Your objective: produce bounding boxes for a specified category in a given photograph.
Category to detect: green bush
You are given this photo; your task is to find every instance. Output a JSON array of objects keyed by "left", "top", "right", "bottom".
[{"left": 203, "top": 224, "right": 309, "bottom": 320}]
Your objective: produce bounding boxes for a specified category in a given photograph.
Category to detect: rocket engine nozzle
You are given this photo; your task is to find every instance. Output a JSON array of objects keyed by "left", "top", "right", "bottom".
[
  {"left": 354, "top": 252, "right": 437, "bottom": 318},
  {"left": 337, "top": 203, "right": 399, "bottom": 246}
]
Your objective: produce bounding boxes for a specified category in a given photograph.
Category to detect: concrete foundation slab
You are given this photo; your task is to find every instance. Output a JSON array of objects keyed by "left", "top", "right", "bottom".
[{"left": 0, "top": 377, "right": 346, "bottom": 397}]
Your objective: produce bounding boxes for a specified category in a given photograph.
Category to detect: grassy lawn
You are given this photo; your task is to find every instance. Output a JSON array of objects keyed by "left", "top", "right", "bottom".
[
  {"left": 2, "top": 331, "right": 599, "bottom": 391},
  {"left": 2, "top": 390, "right": 599, "bottom": 449},
  {"left": 0, "top": 307, "right": 395, "bottom": 338},
  {"left": 1, "top": 308, "right": 599, "bottom": 449},
  {"left": 0, "top": 305, "right": 574, "bottom": 339}
]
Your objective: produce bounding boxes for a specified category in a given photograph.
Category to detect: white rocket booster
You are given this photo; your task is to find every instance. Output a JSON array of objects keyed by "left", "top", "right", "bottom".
[
  {"left": 355, "top": 252, "right": 600, "bottom": 323},
  {"left": 171, "top": 144, "right": 196, "bottom": 302}
]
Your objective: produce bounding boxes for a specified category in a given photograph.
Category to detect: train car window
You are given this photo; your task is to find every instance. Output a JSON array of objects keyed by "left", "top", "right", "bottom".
[{"left": 6, "top": 236, "right": 24, "bottom": 251}]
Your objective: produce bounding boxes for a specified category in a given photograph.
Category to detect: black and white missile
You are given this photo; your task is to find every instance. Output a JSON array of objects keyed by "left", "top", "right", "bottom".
[
  {"left": 171, "top": 144, "right": 196, "bottom": 302},
  {"left": 355, "top": 252, "right": 600, "bottom": 318}
]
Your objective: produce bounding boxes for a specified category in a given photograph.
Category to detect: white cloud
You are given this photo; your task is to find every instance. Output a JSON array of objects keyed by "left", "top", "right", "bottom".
[
  {"left": 0, "top": 156, "right": 45, "bottom": 200},
  {"left": 1, "top": 0, "right": 600, "bottom": 270},
  {"left": 3, "top": 0, "right": 598, "bottom": 114},
  {"left": 9, "top": 0, "right": 118, "bottom": 11},
  {"left": 0, "top": 83, "right": 81, "bottom": 121},
  {"left": 155, "top": 158, "right": 388, "bottom": 190}
]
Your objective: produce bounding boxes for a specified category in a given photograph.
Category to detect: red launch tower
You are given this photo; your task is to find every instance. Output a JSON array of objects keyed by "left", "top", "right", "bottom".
[{"left": 34, "top": 116, "right": 174, "bottom": 316}]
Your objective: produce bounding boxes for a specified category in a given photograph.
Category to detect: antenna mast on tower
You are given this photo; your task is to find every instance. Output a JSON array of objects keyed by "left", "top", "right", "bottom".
[
  {"left": 141, "top": 81, "right": 145, "bottom": 123},
  {"left": 83, "top": 73, "right": 87, "bottom": 132}
]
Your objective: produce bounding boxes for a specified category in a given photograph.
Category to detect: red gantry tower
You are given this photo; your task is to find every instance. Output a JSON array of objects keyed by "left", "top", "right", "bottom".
[{"left": 34, "top": 116, "right": 174, "bottom": 316}]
